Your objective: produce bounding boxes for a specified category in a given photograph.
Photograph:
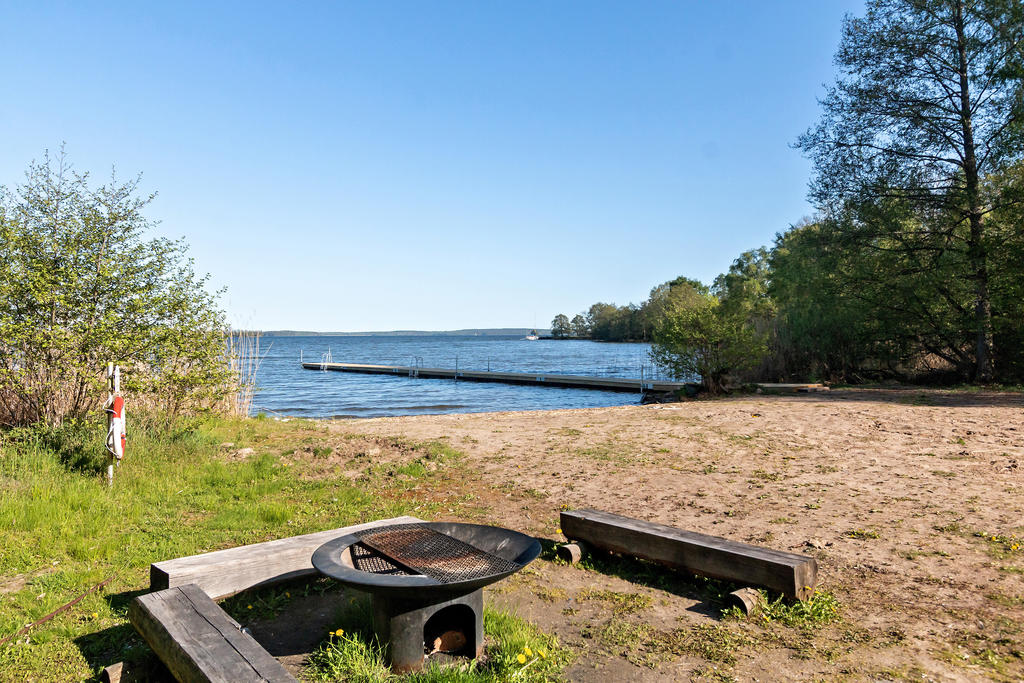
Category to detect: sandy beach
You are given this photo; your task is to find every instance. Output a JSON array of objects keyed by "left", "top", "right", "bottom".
[{"left": 309, "top": 388, "right": 1024, "bottom": 681}]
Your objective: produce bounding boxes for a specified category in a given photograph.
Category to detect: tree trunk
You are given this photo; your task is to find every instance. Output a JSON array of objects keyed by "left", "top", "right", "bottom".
[{"left": 954, "top": 0, "right": 995, "bottom": 382}]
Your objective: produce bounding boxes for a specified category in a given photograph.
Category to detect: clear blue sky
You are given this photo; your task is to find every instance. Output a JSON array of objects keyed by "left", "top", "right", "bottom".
[{"left": 1, "top": 1, "right": 862, "bottom": 331}]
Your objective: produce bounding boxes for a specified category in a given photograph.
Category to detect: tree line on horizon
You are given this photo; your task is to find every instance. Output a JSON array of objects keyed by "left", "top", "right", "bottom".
[{"left": 557, "top": 0, "right": 1024, "bottom": 392}]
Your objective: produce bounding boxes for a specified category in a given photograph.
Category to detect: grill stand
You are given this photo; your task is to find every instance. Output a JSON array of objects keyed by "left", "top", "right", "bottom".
[{"left": 372, "top": 588, "right": 483, "bottom": 672}]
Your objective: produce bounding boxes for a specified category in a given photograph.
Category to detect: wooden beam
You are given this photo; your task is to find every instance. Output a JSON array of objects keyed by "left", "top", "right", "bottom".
[
  {"left": 129, "top": 584, "right": 296, "bottom": 683},
  {"left": 150, "top": 516, "right": 421, "bottom": 600},
  {"left": 560, "top": 509, "right": 817, "bottom": 600}
]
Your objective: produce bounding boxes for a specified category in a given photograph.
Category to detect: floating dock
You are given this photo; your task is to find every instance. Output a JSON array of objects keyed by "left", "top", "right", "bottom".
[{"left": 301, "top": 362, "right": 686, "bottom": 393}]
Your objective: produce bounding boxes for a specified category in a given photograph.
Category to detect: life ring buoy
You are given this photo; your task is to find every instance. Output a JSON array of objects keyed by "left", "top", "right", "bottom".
[{"left": 106, "top": 396, "right": 126, "bottom": 461}]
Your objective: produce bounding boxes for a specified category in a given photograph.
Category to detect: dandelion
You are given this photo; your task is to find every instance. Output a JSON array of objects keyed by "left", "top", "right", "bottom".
[
  {"left": 516, "top": 653, "right": 527, "bottom": 664},
  {"left": 247, "top": 604, "right": 253, "bottom": 609},
  {"left": 285, "top": 592, "right": 291, "bottom": 598},
  {"left": 524, "top": 646, "right": 533, "bottom": 657},
  {"left": 91, "top": 612, "right": 98, "bottom": 619},
  {"left": 335, "top": 629, "right": 344, "bottom": 636},
  {"left": 556, "top": 528, "right": 562, "bottom": 534},
  {"left": 538, "top": 648, "right": 547, "bottom": 659}
]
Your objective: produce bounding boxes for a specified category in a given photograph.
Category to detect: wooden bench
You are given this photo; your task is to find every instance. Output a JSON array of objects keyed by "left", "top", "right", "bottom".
[
  {"left": 130, "top": 583, "right": 296, "bottom": 683},
  {"left": 560, "top": 509, "right": 817, "bottom": 600},
  {"left": 150, "top": 515, "right": 421, "bottom": 599},
  {"left": 132, "top": 516, "right": 421, "bottom": 681}
]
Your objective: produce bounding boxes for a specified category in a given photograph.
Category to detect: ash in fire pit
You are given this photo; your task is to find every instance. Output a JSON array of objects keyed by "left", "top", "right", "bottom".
[{"left": 312, "top": 521, "right": 540, "bottom": 672}]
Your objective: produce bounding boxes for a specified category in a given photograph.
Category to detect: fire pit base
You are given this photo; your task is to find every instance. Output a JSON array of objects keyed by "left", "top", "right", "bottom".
[{"left": 372, "top": 589, "right": 484, "bottom": 672}]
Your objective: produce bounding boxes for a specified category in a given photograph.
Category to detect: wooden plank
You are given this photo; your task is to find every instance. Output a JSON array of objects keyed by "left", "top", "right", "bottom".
[
  {"left": 301, "top": 362, "right": 687, "bottom": 393},
  {"left": 129, "top": 584, "right": 296, "bottom": 683},
  {"left": 560, "top": 509, "right": 817, "bottom": 600},
  {"left": 150, "top": 516, "right": 421, "bottom": 599}
]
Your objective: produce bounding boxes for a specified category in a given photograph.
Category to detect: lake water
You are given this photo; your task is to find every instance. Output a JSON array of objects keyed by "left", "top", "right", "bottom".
[{"left": 251, "top": 335, "right": 666, "bottom": 418}]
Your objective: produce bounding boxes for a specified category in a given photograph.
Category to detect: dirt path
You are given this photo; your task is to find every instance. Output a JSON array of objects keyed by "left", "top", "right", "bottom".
[{"left": 324, "top": 389, "right": 1024, "bottom": 681}]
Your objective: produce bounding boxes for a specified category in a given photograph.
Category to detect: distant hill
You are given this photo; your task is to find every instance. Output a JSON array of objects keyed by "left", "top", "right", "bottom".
[{"left": 262, "top": 328, "right": 550, "bottom": 337}]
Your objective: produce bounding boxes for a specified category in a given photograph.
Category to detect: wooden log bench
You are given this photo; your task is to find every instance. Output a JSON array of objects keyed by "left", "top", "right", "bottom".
[
  {"left": 130, "top": 583, "right": 297, "bottom": 683},
  {"left": 131, "top": 516, "right": 420, "bottom": 681},
  {"left": 560, "top": 508, "right": 817, "bottom": 600},
  {"left": 150, "top": 515, "right": 420, "bottom": 599}
]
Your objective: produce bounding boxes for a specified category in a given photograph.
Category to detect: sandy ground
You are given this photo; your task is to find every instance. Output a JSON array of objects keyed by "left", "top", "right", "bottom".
[{"left": 318, "top": 388, "right": 1024, "bottom": 681}]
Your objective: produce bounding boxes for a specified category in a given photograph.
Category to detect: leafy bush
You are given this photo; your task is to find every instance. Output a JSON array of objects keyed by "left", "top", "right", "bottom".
[{"left": 0, "top": 149, "right": 233, "bottom": 426}]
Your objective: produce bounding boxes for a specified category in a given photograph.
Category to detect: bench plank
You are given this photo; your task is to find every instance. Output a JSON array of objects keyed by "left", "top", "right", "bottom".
[
  {"left": 129, "top": 584, "right": 296, "bottom": 683},
  {"left": 150, "top": 516, "right": 421, "bottom": 599},
  {"left": 560, "top": 509, "right": 817, "bottom": 600}
]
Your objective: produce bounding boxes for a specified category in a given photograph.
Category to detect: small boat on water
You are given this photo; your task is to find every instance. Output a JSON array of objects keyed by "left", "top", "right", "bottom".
[{"left": 525, "top": 329, "right": 539, "bottom": 341}]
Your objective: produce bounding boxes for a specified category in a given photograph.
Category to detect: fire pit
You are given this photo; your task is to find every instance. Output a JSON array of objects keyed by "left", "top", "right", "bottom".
[{"left": 311, "top": 521, "right": 541, "bottom": 671}]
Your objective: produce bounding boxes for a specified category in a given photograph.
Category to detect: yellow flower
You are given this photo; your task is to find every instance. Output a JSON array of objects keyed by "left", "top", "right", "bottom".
[
  {"left": 538, "top": 648, "right": 547, "bottom": 659},
  {"left": 285, "top": 592, "right": 291, "bottom": 598},
  {"left": 335, "top": 629, "right": 344, "bottom": 636},
  {"left": 516, "top": 653, "right": 526, "bottom": 664},
  {"left": 556, "top": 528, "right": 562, "bottom": 534},
  {"left": 524, "top": 646, "right": 533, "bottom": 657},
  {"left": 247, "top": 604, "right": 252, "bottom": 609},
  {"left": 91, "top": 612, "right": 98, "bottom": 619}
]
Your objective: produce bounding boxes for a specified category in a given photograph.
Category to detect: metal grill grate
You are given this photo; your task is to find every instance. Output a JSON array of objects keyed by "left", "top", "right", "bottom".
[
  {"left": 349, "top": 542, "right": 412, "bottom": 576},
  {"left": 355, "top": 523, "right": 520, "bottom": 583}
]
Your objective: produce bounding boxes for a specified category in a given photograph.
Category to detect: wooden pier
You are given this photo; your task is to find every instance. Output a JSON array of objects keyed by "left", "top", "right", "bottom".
[{"left": 301, "top": 361, "right": 687, "bottom": 393}]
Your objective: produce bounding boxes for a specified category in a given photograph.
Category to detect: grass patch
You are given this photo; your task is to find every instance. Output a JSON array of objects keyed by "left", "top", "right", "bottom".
[
  {"left": 973, "top": 531, "right": 1023, "bottom": 559},
  {"left": 305, "top": 606, "right": 570, "bottom": 682},
  {"left": 0, "top": 415, "right": 468, "bottom": 681},
  {"left": 846, "top": 529, "right": 880, "bottom": 540},
  {"left": 578, "top": 588, "right": 652, "bottom": 615},
  {"left": 581, "top": 619, "right": 757, "bottom": 668},
  {"left": 722, "top": 589, "right": 841, "bottom": 630}
]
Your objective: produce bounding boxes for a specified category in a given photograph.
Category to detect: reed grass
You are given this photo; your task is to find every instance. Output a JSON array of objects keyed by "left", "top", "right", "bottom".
[{"left": 222, "top": 328, "right": 268, "bottom": 417}]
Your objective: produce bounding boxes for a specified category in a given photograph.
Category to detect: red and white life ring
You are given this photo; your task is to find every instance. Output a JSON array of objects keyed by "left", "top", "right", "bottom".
[{"left": 106, "top": 396, "right": 126, "bottom": 460}]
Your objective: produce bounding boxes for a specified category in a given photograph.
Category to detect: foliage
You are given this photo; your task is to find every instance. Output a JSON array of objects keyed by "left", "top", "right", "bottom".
[
  {"left": 0, "top": 149, "right": 233, "bottom": 426},
  {"left": 569, "top": 314, "right": 588, "bottom": 338},
  {"left": 796, "top": 0, "right": 1024, "bottom": 381},
  {"left": 650, "top": 282, "right": 767, "bottom": 393},
  {"left": 549, "top": 314, "right": 570, "bottom": 338}
]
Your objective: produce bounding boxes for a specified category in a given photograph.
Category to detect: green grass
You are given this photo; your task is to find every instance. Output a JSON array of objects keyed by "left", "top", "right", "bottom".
[
  {"left": 0, "top": 414, "right": 468, "bottom": 681},
  {"left": 305, "top": 605, "right": 570, "bottom": 682}
]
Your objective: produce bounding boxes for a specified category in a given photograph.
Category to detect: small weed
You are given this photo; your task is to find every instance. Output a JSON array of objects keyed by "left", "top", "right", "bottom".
[
  {"left": 847, "top": 529, "right": 880, "bottom": 540},
  {"left": 662, "top": 623, "right": 756, "bottom": 664},
  {"left": 974, "top": 531, "right": 1022, "bottom": 559},
  {"left": 770, "top": 517, "right": 796, "bottom": 525},
  {"left": 532, "top": 585, "right": 568, "bottom": 603},
  {"left": 751, "top": 469, "right": 780, "bottom": 482},
  {"left": 729, "top": 589, "right": 841, "bottom": 629},
  {"left": 897, "top": 548, "right": 951, "bottom": 560},
  {"left": 986, "top": 592, "right": 1024, "bottom": 607},
  {"left": 579, "top": 588, "right": 652, "bottom": 615}
]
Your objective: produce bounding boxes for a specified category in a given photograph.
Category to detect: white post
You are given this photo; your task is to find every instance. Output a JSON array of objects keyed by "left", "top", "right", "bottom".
[{"left": 106, "top": 363, "right": 115, "bottom": 487}]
